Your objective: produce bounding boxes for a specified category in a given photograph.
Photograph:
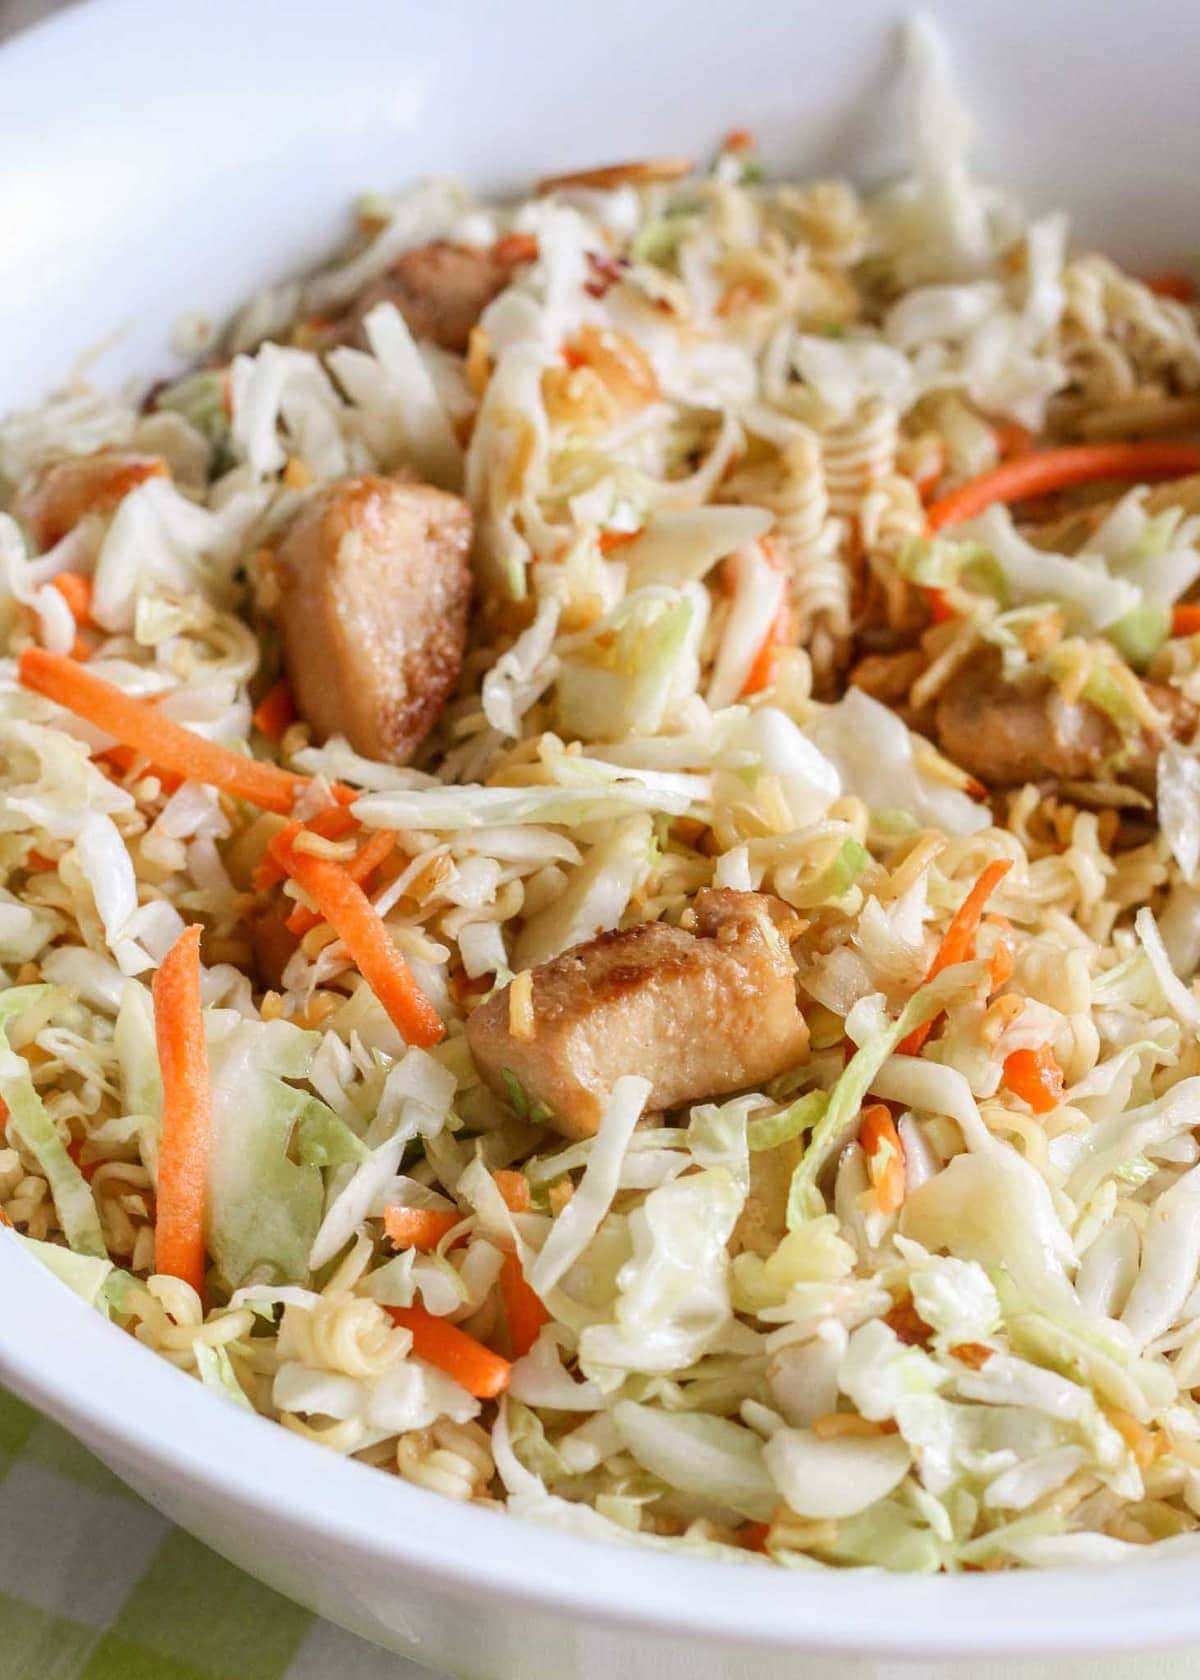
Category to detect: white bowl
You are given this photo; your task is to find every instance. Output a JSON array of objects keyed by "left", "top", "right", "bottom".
[{"left": 4, "top": 2, "right": 1200, "bottom": 1674}]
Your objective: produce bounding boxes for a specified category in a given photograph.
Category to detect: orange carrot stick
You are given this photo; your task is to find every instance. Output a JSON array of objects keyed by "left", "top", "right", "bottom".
[
  {"left": 491, "top": 1169, "right": 542, "bottom": 1354},
  {"left": 50, "top": 571, "right": 94, "bottom": 625},
  {"left": 387, "top": 1304, "right": 511, "bottom": 1398},
  {"left": 268, "top": 831, "right": 443, "bottom": 1047},
  {"left": 252, "top": 678, "right": 296, "bottom": 744},
  {"left": 383, "top": 1206, "right": 464, "bottom": 1251},
  {"left": 499, "top": 1251, "right": 548, "bottom": 1359},
  {"left": 152, "top": 925, "right": 211, "bottom": 1300},
  {"left": 492, "top": 1169, "right": 532, "bottom": 1214},
  {"left": 1172, "top": 605, "right": 1200, "bottom": 637},
  {"left": 992, "top": 421, "right": 1033, "bottom": 461},
  {"left": 285, "top": 828, "right": 397, "bottom": 936},
  {"left": 93, "top": 742, "right": 184, "bottom": 795},
  {"left": 1003, "top": 1045, "right": 1066, "bottom": 1115},
  {"left": 738, "top": 1521, "right": 772, "bottom": 1553},
  {"left": 898, "top": 858, "right": 1012, "bottom": 1056},
  {"left": 1145, "top": 272, "right": 1195, "bottom": 303},
  {"left": 987, "top": 937, "right": 1015, "bottom": 992},
  {"left": 598, "top": 527, "right": 642, "bottom": 554},
  {"left": 859, "top": 1104, "right": 906, "bottom": 1214},
  {"left": 926, "top": 586, "right": 957, "bottom": 625},
  {"left": 252, "top": 808, "right": 361, "bottom": 895},
  {"left": 925, "top": 443, "right": 1200, "bottom": 532},
  {"left": 17, "top": 647, "right": 354, "bottom": 816},
  {"left": 740, "top": 598, "right": 792, "bottom": 697},
  {"left": 491, "top": 232, "right": 539, "bottom": 268}
]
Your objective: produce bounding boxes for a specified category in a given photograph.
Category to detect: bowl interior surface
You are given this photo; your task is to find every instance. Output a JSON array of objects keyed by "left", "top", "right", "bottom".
[{"left": 4, "top": 0, "right": 1200, "bottom": 1661}]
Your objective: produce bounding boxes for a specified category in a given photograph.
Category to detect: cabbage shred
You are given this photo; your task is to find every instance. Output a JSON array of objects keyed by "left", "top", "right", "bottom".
[{"left": 7, "top": 19, "right": 1200, "bottom": 1575}]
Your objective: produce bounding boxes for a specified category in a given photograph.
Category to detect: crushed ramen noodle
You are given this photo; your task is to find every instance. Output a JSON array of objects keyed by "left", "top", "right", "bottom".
[{"left": 11, "top": 19, "right": 1200, "bottom": 1573}]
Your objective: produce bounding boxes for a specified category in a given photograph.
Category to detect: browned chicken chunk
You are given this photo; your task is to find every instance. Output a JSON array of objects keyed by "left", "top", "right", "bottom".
[
  {"left": 14, "top": 450, "right": 167, "bottom": 549},
  {"left": 933, "top": 649, "right": 1194, "bottom": 791},
  {"left": 466, "top": 889, "right": 811, "bottom": 1140},
  {"left": 272, "top": 475, "right": 472, "bottom": 764},
  {"left": 324, "top": 237, "right": 537, "bottom": 355}
]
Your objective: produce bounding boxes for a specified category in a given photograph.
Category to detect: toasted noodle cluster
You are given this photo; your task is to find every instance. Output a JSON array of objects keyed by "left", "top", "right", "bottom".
[{"left": 13, "top": 18, "right": 1200, "bottom": 1573}]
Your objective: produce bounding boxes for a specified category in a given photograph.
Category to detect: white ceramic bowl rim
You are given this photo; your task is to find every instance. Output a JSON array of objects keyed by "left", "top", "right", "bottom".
[
  {"left": 6, "top": 0, "right": 1200, "bottom": 1660},
  {"left": 4, "top": 1239, "right": 1200, "bottom": 1660}
]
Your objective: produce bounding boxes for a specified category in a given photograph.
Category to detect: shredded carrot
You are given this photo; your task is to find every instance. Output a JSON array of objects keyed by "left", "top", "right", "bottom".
[
  {"left": 252, "top": 678, "right": 296, "bottom": 744},
  {"left": 500, "top": 1250, "right": 548, "bottom": 1359},
  {"left": 949, "top": 1341, "right": 994, "bottom": 1370},
  {"left": 492, "top": 232, "right": 539, "bottom": 268},
  {"left": 987, "top": 937, "right": 1015, "bottom": 992},
  {"left": 926, "top": 586, "right": 957, "bottom": 625},
  {"left": 492, "top": 1169, "right": 531, "bottom": 1214},
  {"left": 268, "top": 831, "right": 443, "bottom": 1047},
  {"left": 1003, "top": 1044, "right": 1066, "bottom": 1115},
  {"left": 152, "top": 926, "right": 211, "bottom": 1300},
  {"left": 740, "top": 598, "right": 792, "bottom": 697},
  {"left": 252, "top": 808, "right": 360, "bottom": 894},
  {"left": 740, "top": 542, "right": 792, "bottom": 697},
  {"left": 1145, "top": 272, "right": 1195, "bottom": 303},
  {"left": 1106, "top": 1407, "right": 1162, "bottom": 1468},
  {"left": 723, "top": 127, "right": 756, "bottom": 153},
  {"left": 1172, "top": 604, "right": 1200, "bottom": 638},
  {"left": 898, "top": 858, "right": 1012, "bottom": 1056},
  {"left": 925, "top": 443, "right": 1200, "bottom": 532},
  {"left": 25, "top": 850, "right": 56, "bottom": 873},
  {"left": 738, "top": 1521, "right": 772, "bottom": 1553},
  {"left": 285, "top": 828, "right": 397, "bottom": 936},
  {"left": 598, "top": 527, "right": 642, "bottom": 554},
  {"left": 383, "top": 1206, "right": 463, "bottom": 1251},
  {"left": 94, "top": 742, "right": 183, "bottom": 795},
  {"left": 387, "top": 1304, "right": 511, "bottom": 1398},
  {"left": 717, "top": 280, "right": 767, "bottom": 318},
  {"left": 992, "top": 420, "right": 1033, "bottom": 461},
  {"left": 66, "top": 1135, "right": 100, "bottom": 1183},
  {"left": 983, "top": 912, "right": 1016, "bottom": 991},
  {"left": 859, "top": 1104, "right": 906, "bottom": 1214},
  {"left": 50, "top": 571, "right": 94, "bottom": 625},
  {"left": 17, "top": 648, "right": 353, "bottom": 816}
]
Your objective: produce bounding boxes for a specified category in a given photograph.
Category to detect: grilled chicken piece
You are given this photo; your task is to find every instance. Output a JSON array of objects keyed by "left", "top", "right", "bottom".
[
  {"left": 933, "top": 649, "right": 1194, "bottom": 791},
  {"left": 466, "top": 889, "right": 810, "bottom": 1140},
  {"left": 14, "top": 450, "right": 167, "bottom": 549},
  {"left": 273, "top": 475, "right": 472, "bottom": 764},
  {"left": 324, "top": 237, "right": 536, "bottom": 355}
]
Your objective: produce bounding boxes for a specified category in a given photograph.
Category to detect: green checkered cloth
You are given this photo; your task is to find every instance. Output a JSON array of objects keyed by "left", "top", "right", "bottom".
[{"left": 0, "top": 1388, "right": 434, "bottom": 1680}]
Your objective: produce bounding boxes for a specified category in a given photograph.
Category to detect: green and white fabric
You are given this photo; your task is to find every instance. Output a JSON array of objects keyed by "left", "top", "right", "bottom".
[{"left": 0, "top": 1387, "right": 427, "bottom": 1680}]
